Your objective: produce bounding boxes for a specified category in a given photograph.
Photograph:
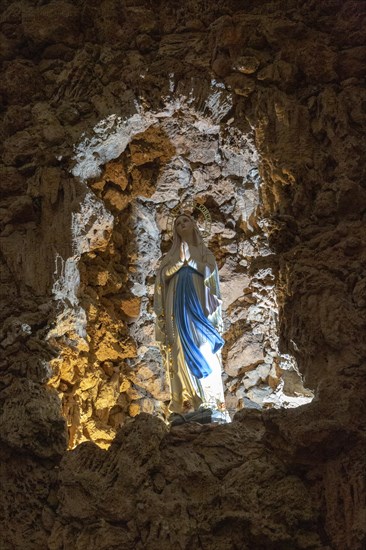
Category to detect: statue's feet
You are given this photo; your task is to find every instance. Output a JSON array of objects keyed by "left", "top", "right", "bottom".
[
  {"left": 169, "top": 408, "right": 212, "bottom": 426},
  {"left": 211, "top": 408, "right": 231, "bottom": 424},
  {"left": 168, "top": 407, "right": 231, "bottom": 426}
]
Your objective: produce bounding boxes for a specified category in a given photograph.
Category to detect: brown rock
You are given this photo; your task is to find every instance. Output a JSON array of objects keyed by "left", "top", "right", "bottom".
[
  {"left": 225, "top": 73, "right": 256, "bottom": 97},
  {"left": 22, "top": 1, "right": 81, "bottom": 47},
  {"left": 338, "top": 46, "right": 366, "bottom": 80},
  {"left": 2, "top": 60, "right": 43, "bottom": 105},
  {"left": 225, "top": 333, "right": 265, "bottom": 377},
  {"left": 102, "top": 186, "right": 128, "bottom": 211},
  {"left": 49, "top": 413, "right": 326, "bottom": 549},
  {"left": 257, "top": 60, "right": 297, "bottom": 86},
  {"left": 233, "top": 55, "right": 260, "bottom": 74},
  {"left": 120, "top": 297, "right": 141, "bottom": 321},
  {"left": 281, "top": 369, "right": 312, "bottom": 397},
  {"left": 3, "top": 195, "right": 36, "bottom": 224},
  {"left": 0, "top": 378, "right": 67, "bottom": 458},
  {"left": 337, "top": 179, "right": 366, "bottom": 219},
  {"left": 129, "top": 126, "right": 176, "bottom": 166},
  {"left": 135, "top": 33, "right": 156, "bottom": 53},
  {"left": 3, "top": 105, "right": 32, "bottom": 135},
  {"left": 268, "top": 362, "right": 281, "bottom": 389},
  {"left": 103, "top": 161, "right": 129, "bottom": 191},
  {"left": 0, "top": 167, "right": 26, "bottom": 196},
  {"left": 212, "top": 54, "right": 232, "bottom": 78},
  {"left": 297, "top": 41, "right": 337, "bottom": 83},
  {"left": 2, "top": 130, "right": 40, "bottom": 166}
]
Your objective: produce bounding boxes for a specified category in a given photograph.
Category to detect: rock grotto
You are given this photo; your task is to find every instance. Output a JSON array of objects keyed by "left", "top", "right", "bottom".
[{"left": 0, "top": 0, "right": 365, "bottom": 548}]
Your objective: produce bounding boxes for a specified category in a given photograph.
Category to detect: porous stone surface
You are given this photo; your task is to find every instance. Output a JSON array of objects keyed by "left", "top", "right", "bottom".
[
  {"left": 49, "top": 413, "right": 329, "bottom": 550},
  {"left": 0, "top": 0, "right": 365, "bottom": 549}
]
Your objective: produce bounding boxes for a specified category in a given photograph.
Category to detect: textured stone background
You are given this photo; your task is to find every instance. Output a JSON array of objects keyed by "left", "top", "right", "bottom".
[{"left": 0, "top": 0, "right": 365, "bottom": 548}]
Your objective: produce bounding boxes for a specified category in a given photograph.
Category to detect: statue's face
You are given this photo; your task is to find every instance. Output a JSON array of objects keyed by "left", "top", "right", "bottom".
[{"left": 175, "top": 215, "right": 194, "bottom": 238}]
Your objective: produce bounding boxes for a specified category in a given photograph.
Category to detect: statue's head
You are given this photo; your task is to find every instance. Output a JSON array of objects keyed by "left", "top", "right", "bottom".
[
  {"left": 166, "top": 201, "right": 211, "bottom": 241},
  {"left": 174, "top": 214, "right": 195, "bottom": 239},
  {"left": 173, "top": 213, "right": 203, "bottom": 246}
]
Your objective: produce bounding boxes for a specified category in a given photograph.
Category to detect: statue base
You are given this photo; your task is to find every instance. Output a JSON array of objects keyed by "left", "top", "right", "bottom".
[{"left": 169, "top": 408, "right": 230, "bottom": 426}]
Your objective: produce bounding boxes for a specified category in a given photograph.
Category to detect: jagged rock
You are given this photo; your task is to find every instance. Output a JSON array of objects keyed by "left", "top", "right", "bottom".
[
  {"left": 46, "top": 413, "right": 328, "bottom": 550},
  {"left": 0, "top": 378, "right": 67, "bottom": 458},
  {"left": 0, "top": 1, "right": 365, "bottom": 549},
  {"left": 233, "top": 55, "right": 261, "bottom": 74},
  {"left": 225, "top": 333, "right": 265, "bottom": 377},
  {"left": 22, "top": 2, "right": 80, "bottom": 44}
]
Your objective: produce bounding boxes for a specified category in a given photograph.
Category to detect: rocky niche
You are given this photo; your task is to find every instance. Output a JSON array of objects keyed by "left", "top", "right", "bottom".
[
  {"left": 0, "top": 0, "right": 365, "bottom": 549},
  {"left": 46, "top": 85, "right": 312, "bottom": 449}
]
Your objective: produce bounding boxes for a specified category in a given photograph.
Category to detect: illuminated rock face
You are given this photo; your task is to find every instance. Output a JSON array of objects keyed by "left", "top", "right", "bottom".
[
  {"left": 55, "top": 103, "right": 290, "bottom": 448},
  {"left": 0, "top": 1, "right": 365, "bottom": 549}
]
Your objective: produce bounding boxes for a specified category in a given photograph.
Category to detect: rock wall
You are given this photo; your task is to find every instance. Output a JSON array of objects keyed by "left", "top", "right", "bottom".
[{"left": 0, "top": 0, "right": 365, "bottom": 548}]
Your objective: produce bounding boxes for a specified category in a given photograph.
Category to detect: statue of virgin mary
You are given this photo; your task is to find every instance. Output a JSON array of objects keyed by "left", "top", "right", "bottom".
[{"left": 154, "top": 213, "right": 230, "bottom": 423}]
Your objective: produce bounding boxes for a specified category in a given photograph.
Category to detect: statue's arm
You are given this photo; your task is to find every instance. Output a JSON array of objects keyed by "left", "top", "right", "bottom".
[
  {"left": 204, "top": 262, "right": 224, "bottom": 332},
  {"left": 186, "top": 258, "right": 206, "bottom": 274},
  {"left": 187, "top": 251, "right": 216, "bottom": 275}
]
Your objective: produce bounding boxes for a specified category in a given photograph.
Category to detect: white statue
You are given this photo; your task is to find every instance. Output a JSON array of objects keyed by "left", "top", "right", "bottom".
[{"left": 154, "top": 213, "right": 230, "bottom": 423}]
